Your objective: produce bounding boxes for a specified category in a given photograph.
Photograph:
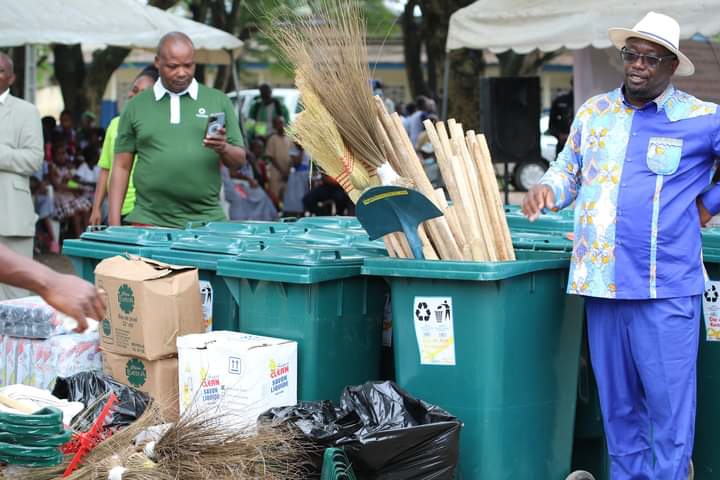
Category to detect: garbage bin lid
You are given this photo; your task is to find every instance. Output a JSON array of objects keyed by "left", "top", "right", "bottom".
[
  {"left": 504, "top": 205, "right": 574, "bottom": 233},
  {"left": 217, "top": 245, "right": 370, "bottom": 283},
  {"left": 170, "top": 234, "right": 266, "bottom": 255},
  {"left": 237, "top": 244, "right": 367, "bottom": 266},
  {"left": 185, "top": 220, "right": 307, "bottom": 236},
  {"left": 362, "top": 253, "right": 570, "bottom": 281},
  {"left": 80, "top": 226, "right": 184, "bottom": 246},
  {"left": 282, "top": 229, "right": 362, "bottom": 245},
  {"left": 511, "top": 231, "right": 573, "bottom": 252},
  {"left": 702, "top": 228, "right": 720, "bottom": 251},
  {"left": 296, "top": 216, "right": 364, "bottom": 230}
]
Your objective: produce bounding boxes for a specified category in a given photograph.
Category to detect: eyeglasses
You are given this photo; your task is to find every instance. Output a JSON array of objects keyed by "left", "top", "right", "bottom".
[{"left": 619, "top": 48, "right": 676, "bottom": 68}]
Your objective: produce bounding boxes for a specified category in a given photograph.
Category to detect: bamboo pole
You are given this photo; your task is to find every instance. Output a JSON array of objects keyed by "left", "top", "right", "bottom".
[
  {"left": 449, "top": 122, "right": 497, "bottom": 261},
  {"left": 424, "top": 120, "right": 468, "bottom": 250},
  {"left": 476, "top": 133, "right": 516, "bottom": 260},
  {"left": 390, "top": 113, "right": 463, "bottom": 260},
  {"left": 433, "top": 122, "right": 483, "bottom": 257},
  {"left": 466, "top": 132, "right": 511, "bottom": 260},
  {"left": 434, "top": 188, "right": 468, "bottom": 256},
  {"left": 383, "top": 236, "right": 397, "bottom": 258}
]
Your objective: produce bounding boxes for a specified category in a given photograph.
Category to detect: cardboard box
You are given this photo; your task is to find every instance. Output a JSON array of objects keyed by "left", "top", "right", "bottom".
[
  {"left": 177, "top": 331, "right": 297, "bottom": 425},
  {"left": 95, "top": 255, "right": 204, "bottom": 360},
  {"left": 103, "top": 351, "right": 179, "bottom": 420}
]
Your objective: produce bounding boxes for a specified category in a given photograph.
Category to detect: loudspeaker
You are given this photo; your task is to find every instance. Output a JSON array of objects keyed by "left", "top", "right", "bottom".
[{"left": 479, "top": 77, "right": 541, "bottom": 164}]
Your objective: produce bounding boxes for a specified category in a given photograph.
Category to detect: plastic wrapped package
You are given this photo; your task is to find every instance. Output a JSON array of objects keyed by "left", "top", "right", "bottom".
[
  {"left": 52, "top": 371, "right": 150, "bottom": 430},
  {"left": 0, "top": 332, "right": 101, "bottom": 390},
  {"left": 261, "top": 381, "right": 461, "bottom": 479},
  {"left": 0, "top": 296, "right": 72, "bottom": 339}
]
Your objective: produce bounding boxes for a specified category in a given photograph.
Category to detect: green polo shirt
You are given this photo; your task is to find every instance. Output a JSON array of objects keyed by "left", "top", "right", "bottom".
[
  {"left": 115, "top": 83, "right": 243, "bottom": 228},
  {"left": 99, "top": 117, "right": 136, "bottom": 216}
]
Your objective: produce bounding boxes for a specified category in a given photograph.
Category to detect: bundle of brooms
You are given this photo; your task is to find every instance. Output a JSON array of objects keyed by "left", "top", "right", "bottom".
[
  {"left": 10, "top": 401, "right": 316, "bottom": 480},
  {"left": 268, "top": 1, "right": 514, "bottom": 261}
]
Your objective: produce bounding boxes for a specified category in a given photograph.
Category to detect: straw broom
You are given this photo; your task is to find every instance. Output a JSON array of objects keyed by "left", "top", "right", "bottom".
[
  {"left": 267, "top": 1, "right": 388, "bottom": 171},
  {"left": 12, "top": 402, "right": 163, "bottom": 480},
  {"left": 290, "top": 76, "right": 378, "bottom": 200}
]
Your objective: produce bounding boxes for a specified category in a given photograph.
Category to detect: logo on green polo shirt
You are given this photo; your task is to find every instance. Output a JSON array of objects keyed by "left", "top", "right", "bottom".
[
  {"left": 118, "top": 284, "right": 135, "bottom": 314},
  {"left": 125, "top": 358, "right": 147, "bottom": 387},
  {"left": 102, "top": 319, "right": 112, "bottom": 336}
]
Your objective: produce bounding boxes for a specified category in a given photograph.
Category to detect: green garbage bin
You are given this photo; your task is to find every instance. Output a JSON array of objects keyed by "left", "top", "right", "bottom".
[
  {"left": 505, "top": 204, "right": 574, "bottom": 234},
  {"left": 217, "top": 245, "right": 388, "bottom": 402},
  {"left": 511, "top": 231, "right": 573, "bottom": 252},
  {"left": 695, "top": 245, "right": 720, "bottom": 479},
  {"left": 362, "top": 252, "right": 584, "bottom": 479},
  {"left": 62, "top": 226, "right": 184, "bottom": 282},
  {"left": 150, "top": 235, "right": 271, "bottom": 332},
  {"left": 508, "top": 218, "right": 609, "bottom": 480}
]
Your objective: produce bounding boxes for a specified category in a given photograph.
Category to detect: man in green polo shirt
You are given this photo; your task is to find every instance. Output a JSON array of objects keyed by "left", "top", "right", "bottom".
[{"left": 108, "top": 32, "right": 246, "bottom": 228}]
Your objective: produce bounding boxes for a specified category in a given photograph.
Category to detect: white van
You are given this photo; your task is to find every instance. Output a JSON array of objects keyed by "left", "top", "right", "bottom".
[{"left": 226, "top": 88, "right": 302, "bottom": 125}]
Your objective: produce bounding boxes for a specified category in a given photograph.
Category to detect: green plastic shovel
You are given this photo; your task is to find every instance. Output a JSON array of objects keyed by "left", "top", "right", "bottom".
[{"left": 356, "top": 186, "right": 442, "bottom": 260}]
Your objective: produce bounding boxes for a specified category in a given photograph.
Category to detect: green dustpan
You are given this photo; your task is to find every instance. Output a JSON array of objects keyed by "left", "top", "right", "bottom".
[{"left": 356, "top": 186, "right": 442, "bottom": 260}]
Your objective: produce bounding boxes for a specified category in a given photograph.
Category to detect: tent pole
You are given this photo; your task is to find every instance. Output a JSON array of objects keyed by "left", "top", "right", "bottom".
[
  {"left": 441, "top": 54, "right": 450, "bottom": 120},
  {"left": 24, "top": 45, "right": 36, "bottom": 104}
]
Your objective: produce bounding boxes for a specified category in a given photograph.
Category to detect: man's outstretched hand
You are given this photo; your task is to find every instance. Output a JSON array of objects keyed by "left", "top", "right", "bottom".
[
  {"left": 39, "top": 272, "right": 106, "bottom": 333},
  {"left": 522, "top": 184, "right": 555, "bottom": 221}
]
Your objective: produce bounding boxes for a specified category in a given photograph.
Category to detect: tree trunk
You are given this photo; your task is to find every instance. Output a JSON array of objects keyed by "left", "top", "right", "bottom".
[
  {"left": 401, "top": 0, "right": 429, "bottom": 99},
  {"left": 52, "top": 44, "right": 87, "bottom": 122},
  {"left": 447, "top": 48, "right": 485, "bottom": 130},
  {"left": 10, "top": 47, "right": 25, "bottom": 99},
  {"left": 419, "top": 0, "right": 475, "bottom": 100},
  {"left": 86, "top": 46, "right": 131, "bottom": 117}
]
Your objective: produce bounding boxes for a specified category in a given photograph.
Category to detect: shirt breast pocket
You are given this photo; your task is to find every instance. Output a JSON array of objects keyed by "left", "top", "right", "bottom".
[{"left": 646, "top": 137, "right": 682, "bottom": 175}]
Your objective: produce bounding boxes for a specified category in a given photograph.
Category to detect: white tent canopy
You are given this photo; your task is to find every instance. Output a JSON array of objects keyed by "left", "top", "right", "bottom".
[
  {"left": 0, "top": 0, "right": 243, "bottom": 64},
  {"left": 446, "top": 0, "right": 720, "bottom": 53}
]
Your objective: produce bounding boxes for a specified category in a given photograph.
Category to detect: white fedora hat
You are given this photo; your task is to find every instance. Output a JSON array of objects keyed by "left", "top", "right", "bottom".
[{"left": 608, "top": 11, "right": 694, "bottom": 76}]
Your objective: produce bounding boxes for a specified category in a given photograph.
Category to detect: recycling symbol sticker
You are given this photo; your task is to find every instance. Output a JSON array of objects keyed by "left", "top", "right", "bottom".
[
  {"left": 125, "top": 358, "right": 147, "bottom": 387},
  {"left": 705, "top": 284, "right": 719, "bottom": 303},
  {"left": 415, "top": 301, "right": 431, "bottom": 322},
  {"left": 413, "top": 296, "right": 456, "bottom": 366},
  {"left": 118, "top": 284, "right": 135, "bottom": 314},
  {"left": 703, "top": 281, "right": 720, "bottom": 342}
]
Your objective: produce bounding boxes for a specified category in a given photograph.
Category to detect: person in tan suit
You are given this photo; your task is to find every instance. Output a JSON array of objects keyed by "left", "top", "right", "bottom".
[{"left": 0, "top": 52, "right": 44, "bottom": 300}]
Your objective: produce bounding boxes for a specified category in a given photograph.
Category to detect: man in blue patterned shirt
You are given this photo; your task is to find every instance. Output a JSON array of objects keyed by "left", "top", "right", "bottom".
[{"left": 523, "top": 11, "right": 720, "bottom": 480}]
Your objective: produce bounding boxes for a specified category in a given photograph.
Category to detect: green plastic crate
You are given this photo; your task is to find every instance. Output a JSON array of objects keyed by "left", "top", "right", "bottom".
[
  {"left": 321, "top": 448, "right": 357, "bottom": 480},
  {"left": 218, "top": 245, "right": 388, "bottom": 402},
  {"left": 362, "top": 251, "right": 583, "bottom": 479}
]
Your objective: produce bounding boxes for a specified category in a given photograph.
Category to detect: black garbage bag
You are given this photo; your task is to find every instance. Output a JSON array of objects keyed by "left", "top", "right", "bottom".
[
  {"left": 261, "top": 381, "right": 461, "bottom": 479},
  {"left": 51, "top": 371, "right": 150, "bottom": 430}
]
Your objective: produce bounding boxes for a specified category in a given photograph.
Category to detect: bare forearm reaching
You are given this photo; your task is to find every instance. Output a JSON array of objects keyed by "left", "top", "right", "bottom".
[
  {"left": 0, "top": 244, "right": 105, "bottom": 332},
  {"left": 89, "top": 168, "right": 110, "bottom": 226}
]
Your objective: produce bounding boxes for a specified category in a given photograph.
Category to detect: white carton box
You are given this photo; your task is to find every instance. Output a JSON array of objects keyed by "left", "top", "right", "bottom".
[{"left": 177, "top": 331, "right": 297, "bottom": 425}]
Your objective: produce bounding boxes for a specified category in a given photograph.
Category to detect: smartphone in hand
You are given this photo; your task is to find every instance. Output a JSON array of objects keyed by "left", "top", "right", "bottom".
[{"left": 205, "top": 112, "right": 226, "bottom": 138}]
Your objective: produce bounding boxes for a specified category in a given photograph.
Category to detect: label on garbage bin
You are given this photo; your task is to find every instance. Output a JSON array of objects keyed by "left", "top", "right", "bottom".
[
  {"left": 199, "top": 281, "right": 213, "bottom": 332},
  {"left": 413, "top": 296, "right": 455, "bottom": 365},
  {"left": 703, "top": 281, "right": 720, "bottom": 341}
]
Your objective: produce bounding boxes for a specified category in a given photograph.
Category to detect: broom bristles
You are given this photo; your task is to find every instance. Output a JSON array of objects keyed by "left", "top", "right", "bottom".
[{"left": 266, "top": 0, "right": 387, "bottom": 170}]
